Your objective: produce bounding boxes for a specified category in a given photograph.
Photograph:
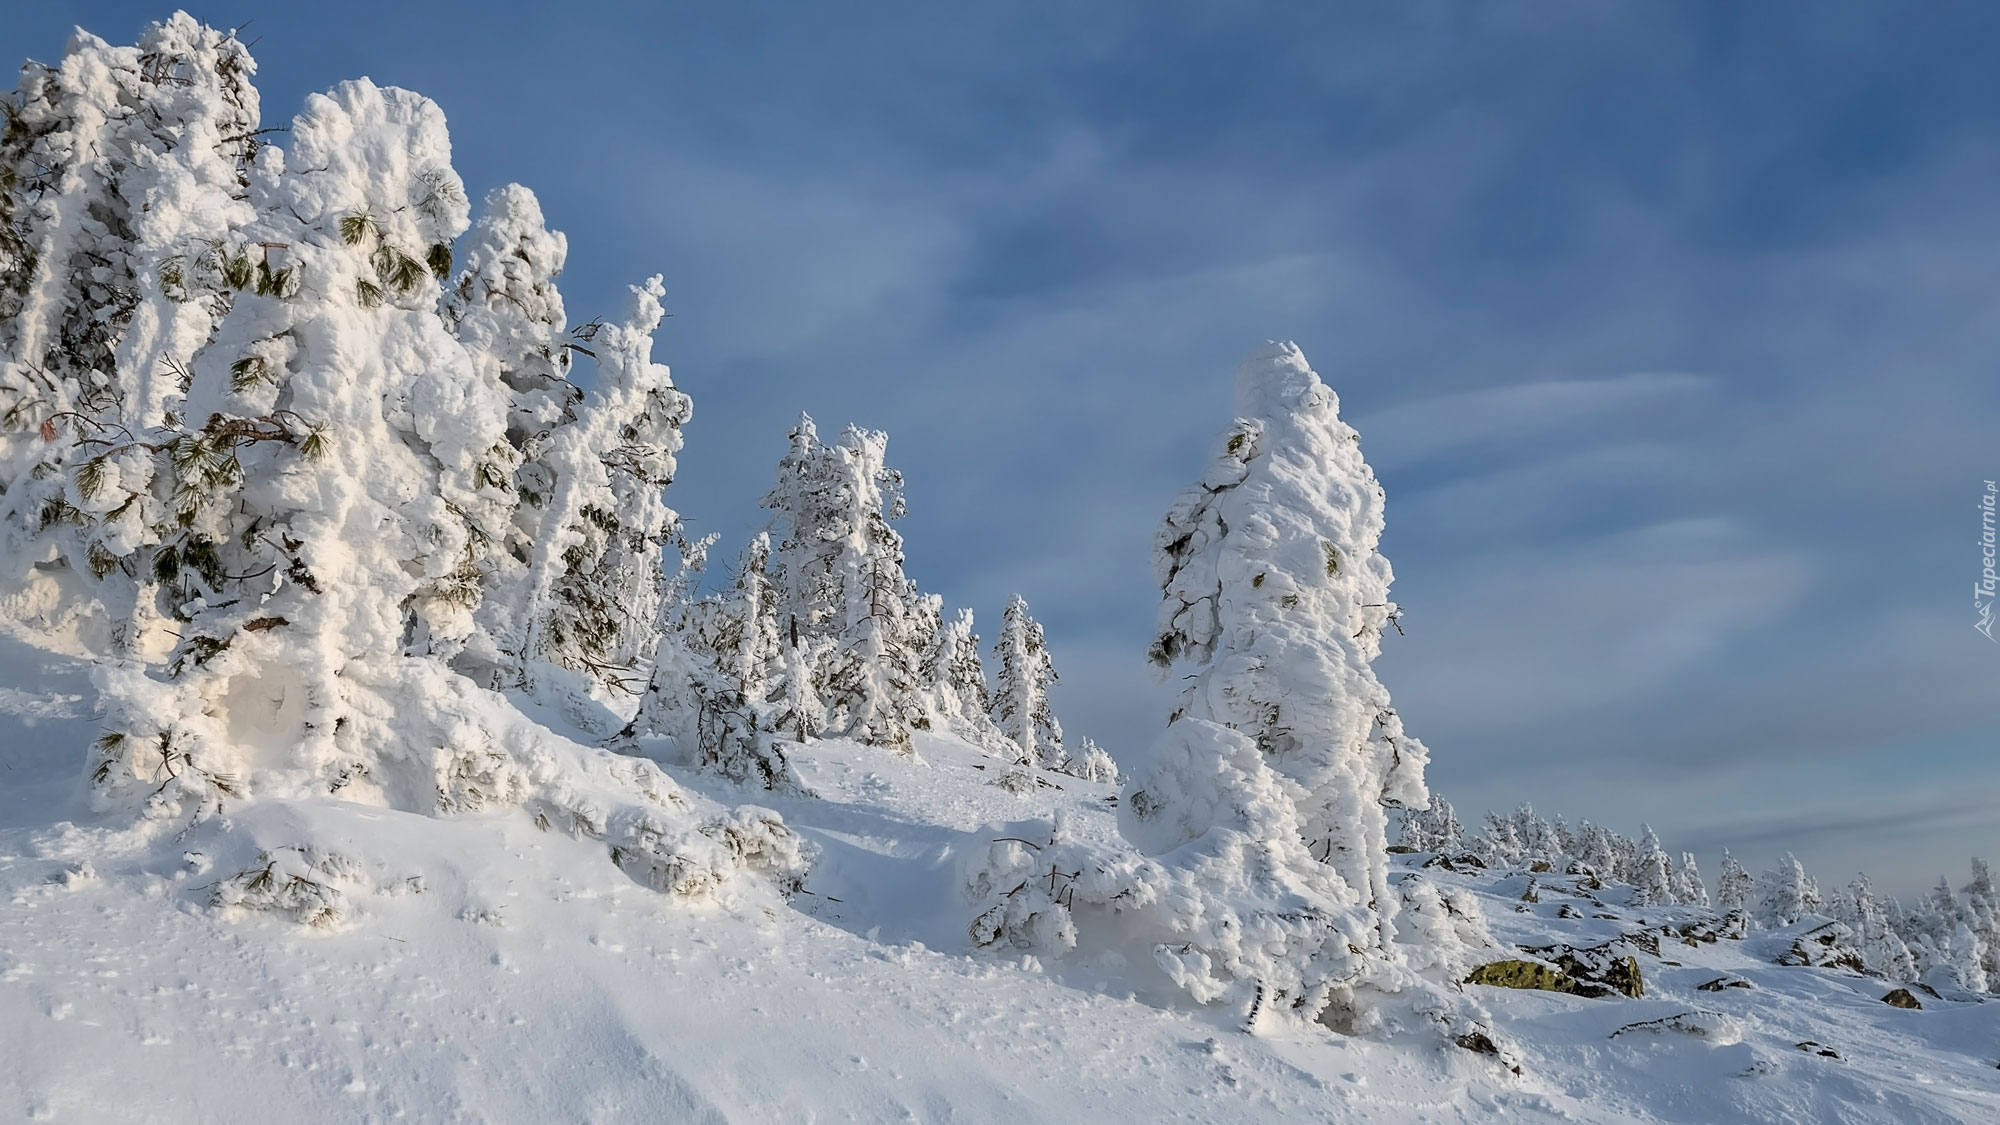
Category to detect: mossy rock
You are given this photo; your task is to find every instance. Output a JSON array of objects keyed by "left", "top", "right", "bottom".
[{"left": 1465, "top": 960, "right": 1580, "bottom": 994}]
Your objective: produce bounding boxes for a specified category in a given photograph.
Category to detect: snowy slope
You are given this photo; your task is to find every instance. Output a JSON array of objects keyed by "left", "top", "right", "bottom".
[{"left": 4, "top": 630, "right": 1999, "bottom": 1123}]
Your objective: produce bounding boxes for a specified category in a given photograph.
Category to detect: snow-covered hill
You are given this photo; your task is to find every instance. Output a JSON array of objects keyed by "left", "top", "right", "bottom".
[{"left": 4, "top": 632, "right": 1996, "bottom": 1123}]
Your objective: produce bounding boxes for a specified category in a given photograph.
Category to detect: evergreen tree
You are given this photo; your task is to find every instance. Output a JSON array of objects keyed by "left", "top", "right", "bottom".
[
  {"left": 1758, "top": 853, "right": 1822, "bottom": 928},
  {"left": 1118, "top": 341, "right": 1431, "bottom": 1019},
  {"left": 1717, "top": 850, "right": 1753, "bottom": 914},
  {"left": 924, "top": 606, "right": 1007, "bottom": 750},
  {"left": 1834, "top": 875, "right": 1917, "bottom": 981},
  {"left": 524, "top": 275, "right": 690, "bottom": 692},
  {"left": 441, "top": 183, "right": 577, "bottom": 680},
  {"left": 991, "top": 593, "right": 1062, "bottom": 783},
  {"left": 1629, "top": 825, "right": 1674, "bottom": 906},
  {"left": 627, "top": 534, "right": 807, "bottom": 794},
  {"left": 1673, "top": 852, "right": 1710, "bottom": 909},
  {"left": 758, "top": 416, "right": 931, "bottom": 751}
]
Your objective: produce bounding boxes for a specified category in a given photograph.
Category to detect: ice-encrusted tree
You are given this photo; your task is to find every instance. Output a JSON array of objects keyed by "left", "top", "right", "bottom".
[
  {"left": 1717, "top": 850, "right": 1753, "bottom": 914},
  {"left": 1832, "top": 875, "right": 1917, "bottom": 981},
  {"left": 440, "top": 183, "right": 578, "bottom": 680},
  {"left": 1117, "top": 340, "right": 1432, "bottom": 1016},
  {"left": 1758, "top": 853, "right": 1822, "bottom": 928},
  {"left": 1629, "top": 826, "right": 1674, "bottom": 906},
  {"left": 991, "top": 593, "right": 1061, "bottom": 782},
  {"left": 627, "top": 533, "right": 807, "bottom": 794},
  {"left": 924, "top": 606, "right": 1007, "bottom": 750},
  {"left": 1396, "top": 795, "right": 1462, "bottom": 854},
  {"left": 0, "top": 17, "right": 263, "bottom": 657},
  {"left": 1673, "top": 852, "right": 1710, "bottom": 909},
  {"left": 0, "top": 26, "right": 809, "bottom": 913},
  {"left": 759, "top": 416, "right": 930, "bottom": 751},
  {"left": 521, "top": 275, "right": 691, "bottom": 692}
]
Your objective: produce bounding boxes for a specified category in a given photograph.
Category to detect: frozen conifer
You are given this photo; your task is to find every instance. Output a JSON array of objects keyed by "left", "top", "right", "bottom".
[
  {"left": 1629, "top": 826, "right": 1674, "bottom": 906},
  {"left": 1717, "top": 850, "right": 1753, "bottom": 914},
  {"left": 991, "top": 593, "right": 1062, "bottom": 783},
  {"left": 1758, "top": 853, "right": 1822, "bottom": 928},
  {"left": 1117, "top": 341, "right": 1432, "bottom": 1019}
]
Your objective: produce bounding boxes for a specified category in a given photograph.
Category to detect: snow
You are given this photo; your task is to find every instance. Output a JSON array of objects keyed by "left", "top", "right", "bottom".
[{"left": 5, "top": 629, "right": 1999, "bottom": 1122}]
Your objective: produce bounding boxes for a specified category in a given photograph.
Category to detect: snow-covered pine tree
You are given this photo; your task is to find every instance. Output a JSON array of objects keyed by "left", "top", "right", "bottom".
[
  {"left": 1758, "top": 853, "right": 1822, "bottom": 928},
  {"left": 1629, "top": 825, "right": 1675, "bottom": 906},
  {"left": 1117, "top": 341, "right": 1432, "bottom": 1021},
  {"left": 1478, "top": 812, "right": 1526, "bottom": 868},
  {"left": 440, "top": 183, "right": 577, "bottom": 680},
  {"left": 759, "top": 416, "right": 931, "bottom": 751},
  {"left": 1717, "top": 850, "right": 1753, "bottom": 915},
  {"left": 25, "top": 56, "right": 811, "bottom": 908},
  {"left": 923, "top": 606, "right": 1007, "bottom": 750},
  {"left": 1396, "top": 795, "right": 1462, "bottom": 854},
  {"left": 991, "top": 593, "right": 1062, "bottom": 785},
  {"left": 626, "top": 533, "right": 807, "bottom": 794},
  {"left": 1833, "top": 875, "right": 1917, "bottom": 981},
  {"left": 1059, "top": 736, "right": 1119, "bottom": 784},
  {"left": 1673, "top": 852, "right": 1710, "bottom": 909},
  {"left": 1963, "top": 858, "right": 2000, "bottom": 986},
  {"left": 0, "top": 16, "right": 262, "bottom": 655},
  {"left": 521, "top": 275, "right": 691, "bottom": 694},
  {"left": 1571, "top": 822, "right": 1620, "bottom": 882}
]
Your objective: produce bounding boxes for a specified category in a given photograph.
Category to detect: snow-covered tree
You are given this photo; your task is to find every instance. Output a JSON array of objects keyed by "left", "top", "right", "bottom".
[
  {"left": 991, "top": 593, "right": 1061, "bottom": 784},
  {"left": 1832, "top": 875, "right": 1916, "bottom": 982},
  {"left": 1717, "top": 850, "right": 1753, "bottom": 914},
  {"left": 522, "top": 275, "right": 691, "bottom": 692},
  {"left": 758, "top": 417, "right": 931, "bottom": 751},
  {"left": 1397, "top": 795, "right": 1462, "bottom": 854},
  {"left": 1673, "top": 852, "right": 1710, "bottom": 909},
  {"left": 923, "top": 606, "right": 1007, "bottom": 750},
  {"left": 1056, "top": 735, "right": 1119, "bottom": 784},
  {"left": 0, "top": 31, "right": 810, "bottom": 911},
  {"left": 626, "top": 534, "right": 807, "bottom": 795},
  {"left": 1758, "top": 853, "right": 1822, "bottom": 929},
  {"left": 1626, "top": 825, "right": 1674, "bottom": 906},
  {"left": 441, "top": 183, "right": 577, "bottom": 680},
  {"left": 1, "top": 17, "right": 263, "bottom": 657},
  {"left": 1117, "top": 341, "right": 1432, "bottom": 1020},
  {"left": 1571, "top": 822, "right": 1621, "bottom": 882}
]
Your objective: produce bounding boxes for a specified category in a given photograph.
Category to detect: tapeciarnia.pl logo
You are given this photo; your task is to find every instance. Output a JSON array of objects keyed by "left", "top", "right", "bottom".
[{"left": 1979, "top": 480, "right": 1997, "bottom": 641}]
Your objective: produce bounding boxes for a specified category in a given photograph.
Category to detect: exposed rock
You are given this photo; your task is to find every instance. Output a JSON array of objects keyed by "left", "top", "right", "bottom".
[
  {"left": 1557, "top": 903, "right": 1583, "bottom": 919},
  {"left": 1452, "top": 1030, "right": 1522, "bottom": 1075},
  {"left": 1386, "top": 845, "right": 1419, "bottom": 855},
  {"left": 1524, "top": 942, "right": 1645, "bottom": 999},
  {"left": 1521, "top": 880, "right": 1540, "bottom": 903},
  {"left": 1796, "top": 1040, "right": 1842, "bottom": 1060},
  {"left": 1611, "top": 1010, "right": 1739, "bottom": 1044},
  {"left": 1529, "top": 860, "right": 1552, "bottom": 873},
  {"left": 1697, "top": 976, "right": 1754, "bottom": 992},
  {"left": 1776, "top": 922, "right": 1867, "bottom": 975},
  {"left": 1470, "top": 942, "right": 1644, "bottom": 1000},
  {"left": 1882, "top": 988, "right": 1922, "bottom": 1010},
  {"left": 1465, "top": 959, "right": 1579, "bottom": 994}
]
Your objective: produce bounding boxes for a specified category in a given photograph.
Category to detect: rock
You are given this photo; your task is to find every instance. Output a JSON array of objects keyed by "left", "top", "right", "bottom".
[
  {"left": 1452, "top": 1030, "right": 1521, "bottom": 1075},
  {"left": 1529, "top": 860, "right": 1553, "bottom": 873},
  {"left": 1697, "top": 976, "right": 1754, "bottom": 992},
  {"left": 1525, "top": 942, "right": 1645, "bottom": 999},
  {"left": 1469, "top": 943, "right": 1645, "bottom": 1000},
  {"left": 1557, "top": 903, "right": 1583, "bottom": 919},
  {"left": 1611, "top": 1010, "right": 1740, "bottom": 1044},
  {"left": 1795, "top": 1040, "right": 1842, "bottom": 1060},
  {"left": 1465, "top": 959, "right": 1579, "bottom": 994},
  {"left": 1882, "top": 988, "right": 1922, "bottom": 1010},
  {"left": 1776, "top": 922, "right": 1866, "bottom": 974},
  {"left": 1386, "top": 845, "right": 1418, "bottom": 855},
  {"left": 1520, "top": 880, "right": 1540, "bottom": 903}
]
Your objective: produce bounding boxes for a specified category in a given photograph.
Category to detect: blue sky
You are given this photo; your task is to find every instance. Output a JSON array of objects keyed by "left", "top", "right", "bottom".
[{"left": 10, "top": 3, "right": 1998, "bottom": 897}]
